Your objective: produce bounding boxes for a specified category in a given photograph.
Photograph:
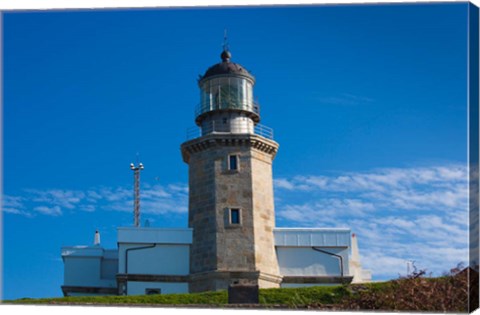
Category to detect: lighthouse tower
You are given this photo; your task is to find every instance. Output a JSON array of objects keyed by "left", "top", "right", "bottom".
[{"left": 181, "top": 48, "right": 282, "bottom": 292}]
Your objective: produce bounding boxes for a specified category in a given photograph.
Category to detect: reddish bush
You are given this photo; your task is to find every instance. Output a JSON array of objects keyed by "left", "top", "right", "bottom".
[{"left": 340, "top": 264, "right": 477, "bottom": 312}]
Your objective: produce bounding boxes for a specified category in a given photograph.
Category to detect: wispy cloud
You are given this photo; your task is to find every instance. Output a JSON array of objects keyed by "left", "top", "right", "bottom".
[
  {"left": 316, "top": 93, "right": 374, "bottom": 106},
  {"left": 3, "top": 163, "right": 469, "bottom": 279},
  {"left": 274, "top": 164, "right": 469, "bottom": 278},
  {"left": 274, "top": 165, "right": 468, "bottom": 212},
  {"left": 27, "top": 189, "right": 86, "bottom": 209},
  {"left": 2, "top": 195, "right": 33, "bottom": 217},
  {"left": 33, "top": 205, "right": 62, "bottom": 216},
  {"left": 3, "top": 182, "right": 189, "bottom": 218},
  {"left": 101, "top": 184, "right": 188, "bottom": 214}
]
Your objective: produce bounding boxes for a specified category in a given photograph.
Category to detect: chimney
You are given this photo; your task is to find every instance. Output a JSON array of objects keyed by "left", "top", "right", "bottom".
[{"left": 94, "top": 230, "right": 101, "bottom": 246}]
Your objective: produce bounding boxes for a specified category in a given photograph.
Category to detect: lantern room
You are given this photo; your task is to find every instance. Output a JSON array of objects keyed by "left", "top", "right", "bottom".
[{"left": 195, "top": 49, "right": 260, "bottom": 131}]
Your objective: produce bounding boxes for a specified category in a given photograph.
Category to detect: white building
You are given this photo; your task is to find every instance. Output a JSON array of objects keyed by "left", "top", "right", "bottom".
[{"left": 61, "top": 227, "right": 371, "bottom": 296}]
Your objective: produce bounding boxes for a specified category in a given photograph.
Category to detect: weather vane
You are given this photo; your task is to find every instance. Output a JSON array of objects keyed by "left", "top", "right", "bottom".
[{"left": 223, "top": 29, "right": 229, "bottom": 52}]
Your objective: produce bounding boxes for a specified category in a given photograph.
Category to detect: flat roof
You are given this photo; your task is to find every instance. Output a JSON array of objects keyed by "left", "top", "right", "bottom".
[
  {"left": 274, "top": 227, "right": 351, "bottom": 232},
  {"left": 117, "top": 227, "right": 193, "bottom": 244},
  {"left": 61, "top": 246, "right": 118, "bottom": 259},
  {"left": 274, "top": 228, "right": 351, "bottom": 248},
  {"left": 116, "top": 227, "right": 351, "bottom": 247}
]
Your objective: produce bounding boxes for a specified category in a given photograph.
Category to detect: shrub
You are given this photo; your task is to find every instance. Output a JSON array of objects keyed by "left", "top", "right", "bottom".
[{"left": 341, "top": 263, "right": 474, "bottom": 312}]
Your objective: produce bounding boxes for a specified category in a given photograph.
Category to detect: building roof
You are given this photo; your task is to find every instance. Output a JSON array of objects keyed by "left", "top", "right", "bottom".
[
  {"left": 274, "top": 228, "right": 352, "bottom": 248},
  {"left": 61, "top": 246, "right": 118, "bottom": 259},
  {"left": 117, "top": 227, "right": 193, "bottom": 244},
  {"left": 199, "top": 49, "right": 255, "bottom": 83},
  {"left": 113, "top": 227, "right": 351, "bottom": 248}
]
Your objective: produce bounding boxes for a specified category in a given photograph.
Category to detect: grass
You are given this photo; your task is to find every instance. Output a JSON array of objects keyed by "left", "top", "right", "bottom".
[
  {"left": 3, "top": 268, "right": 475, "bottom": 312},
  {"left": 6, "top": 290, "right": 229, "bottom": 306},
  {"left": 259, "top": 285, "right": 349, "bottom": 307},
  {"left": 3, "top": 285, "right": 348, "bottom": 308}
]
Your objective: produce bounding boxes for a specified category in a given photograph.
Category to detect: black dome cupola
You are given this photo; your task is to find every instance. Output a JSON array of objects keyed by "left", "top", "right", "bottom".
[{"left": 199, "top": 49, "right": 255, "bottom": 84}]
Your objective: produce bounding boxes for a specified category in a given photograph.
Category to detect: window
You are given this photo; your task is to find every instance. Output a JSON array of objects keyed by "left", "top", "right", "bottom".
[
  {"left": 230, "top": 208, "right": 240, "bottom": 224},
  {"left": 225, "top": 208, "right": 242, "bottom": 227},
  {"left": 228, "top": 155, "right": 238, "bottom": 171},
  {"left": 145, "top": 288, "right": 161, "bottom": 295}
]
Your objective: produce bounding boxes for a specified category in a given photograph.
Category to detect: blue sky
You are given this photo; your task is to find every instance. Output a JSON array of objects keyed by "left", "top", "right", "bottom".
[{"left": 2, "top": 3, "right": 472, "bottom": 300}]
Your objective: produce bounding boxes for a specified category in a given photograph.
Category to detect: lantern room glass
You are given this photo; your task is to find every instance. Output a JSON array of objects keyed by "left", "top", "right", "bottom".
[{"left": 199, "top": 77, "right": 254, "bottom": 115}]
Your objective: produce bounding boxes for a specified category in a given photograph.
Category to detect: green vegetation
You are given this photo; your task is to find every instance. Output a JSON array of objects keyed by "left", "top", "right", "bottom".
[
  {"left": 259, "top": 285, "right": 349, "bottom": 307},
  {"left": 7, "top": 290, "right": 229, "bottom": 306},
  {"left": 5, "top": 286, "right": 347, "bottom": 308},
  {"left": 4, "top": 267, "right": 477, "bottom": 312}
]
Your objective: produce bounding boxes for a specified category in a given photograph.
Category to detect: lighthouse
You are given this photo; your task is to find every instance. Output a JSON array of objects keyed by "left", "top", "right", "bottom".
[
  {"left": 61, "top": 45, "right": 367, "bottom": 298},
  {"left": 181, "top": 47, "right": 282, "bottom": 292}
]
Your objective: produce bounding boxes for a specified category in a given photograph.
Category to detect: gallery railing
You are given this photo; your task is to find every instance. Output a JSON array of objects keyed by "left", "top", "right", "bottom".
[
  {"left": 194, "top": 101, "right": 260, "bottom": 118},
  {"left": 186, "top": 121, "right": 274, "bottom": 141}
]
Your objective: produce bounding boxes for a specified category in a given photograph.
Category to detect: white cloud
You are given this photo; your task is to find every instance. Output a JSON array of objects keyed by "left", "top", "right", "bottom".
[
  {"left": 2, "top": 207, "right": 34, "bottom": 217},
  {"left": 372, "top": 216, "right": 415, "bottom": 230},
  {"left": 2, "top": 195, "right": 33, "bottom": 217},
  {"left": 273, "top": 178, "right": 296, "bottom": 190},
  {"left": 4, "top": 181, "right": 189, "bottom": 218},
  {"left": 99, "top": 187, "right": 131, "bottom": 202},
  {"left": 102, "top": 186, "right": 188, "bottom": 215},
  {"left": 360, "top": 253, "right": 408, "bottom": 278},
  {"left": 316, "top": 93, "right": 374, "bottom": 106},
  {"left": 278, "top": 204, "right": 316, "bottom": 223},
  {"left": 142, "top": 185, "right": 172, "bottom": 199},
  {"left": 277, "top": 198, "right": 375, "bottom": 226},
  {"left": 27, "top": 189, "right": 86, "bottom": 209},
  {"left": 275, "top": 164, "right": 468, "bottom": 214},
  {"left": 274, "top": 177, "right": 313, "bottom": 191},
  {"left": 79, "top": 204, "right": 96, "bottom": 212},
  {"left": 167, "top": 184, "right": 189, "bottom": 194},
  {"left": 4, "top": 163, "right": 470, "bottom": 279},
  {"left": 3, "top": 195, "right": 25, "bottom": 208},
  {"left": 86, "top": 190, "right": 103, "bottom": 201},
  {"left": 275, "top": 164, "right": 470, "bottom": 278},
  {"left": 33, "top": 205, "right": 62, "bottom": 216}
]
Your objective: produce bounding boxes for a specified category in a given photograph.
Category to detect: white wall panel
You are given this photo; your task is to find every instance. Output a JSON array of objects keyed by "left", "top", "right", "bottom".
[
  {"left": 64, "top": 257, "right": 101, "bottom": 286},
  {"left": 276, "top": 247, "right": 350, "bottom": 276},
  {"left": 118, "top": 244, "right": 189, "bottom": 275}
]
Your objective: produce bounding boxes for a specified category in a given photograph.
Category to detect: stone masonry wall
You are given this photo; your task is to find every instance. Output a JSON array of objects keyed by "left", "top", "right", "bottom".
[
  {"left": 214, "top": 145, "right": 256, "bottom": 272},
  {"left": 188, "top": 149, "right": 218, "bottom": 274},
  {"left": 182, "top": 134, "right": 281, "bottom": 292},
  {"left": 250, "top": 149, "right": 280, "bottom": 278}
]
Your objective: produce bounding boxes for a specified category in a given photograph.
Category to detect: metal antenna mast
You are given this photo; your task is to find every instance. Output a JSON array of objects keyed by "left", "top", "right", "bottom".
[{"left": 130, "top": 161, "right": 144, "bottom": 227}]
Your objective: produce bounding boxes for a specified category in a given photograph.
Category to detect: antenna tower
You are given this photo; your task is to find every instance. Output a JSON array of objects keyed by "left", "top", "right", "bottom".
[{"left": 130, "top": 161, "right": 144, "bottom": 227}]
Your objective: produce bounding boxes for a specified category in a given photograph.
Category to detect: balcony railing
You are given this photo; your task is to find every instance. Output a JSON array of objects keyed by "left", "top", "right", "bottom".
[
  {"left": 186, "top": 120, "right": 274, "bottom": 141},
  {"left": 195, "top": 101, "right": 260, "bottom": 118}
]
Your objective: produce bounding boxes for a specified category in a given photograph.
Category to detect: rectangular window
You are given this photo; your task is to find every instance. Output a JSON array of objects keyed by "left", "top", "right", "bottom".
[
  {"left": 230, "top": 208, "right": 240, "bottom": 224},
  {"left": 229, "top": 155, "right": 238, "bottom": 171}
]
